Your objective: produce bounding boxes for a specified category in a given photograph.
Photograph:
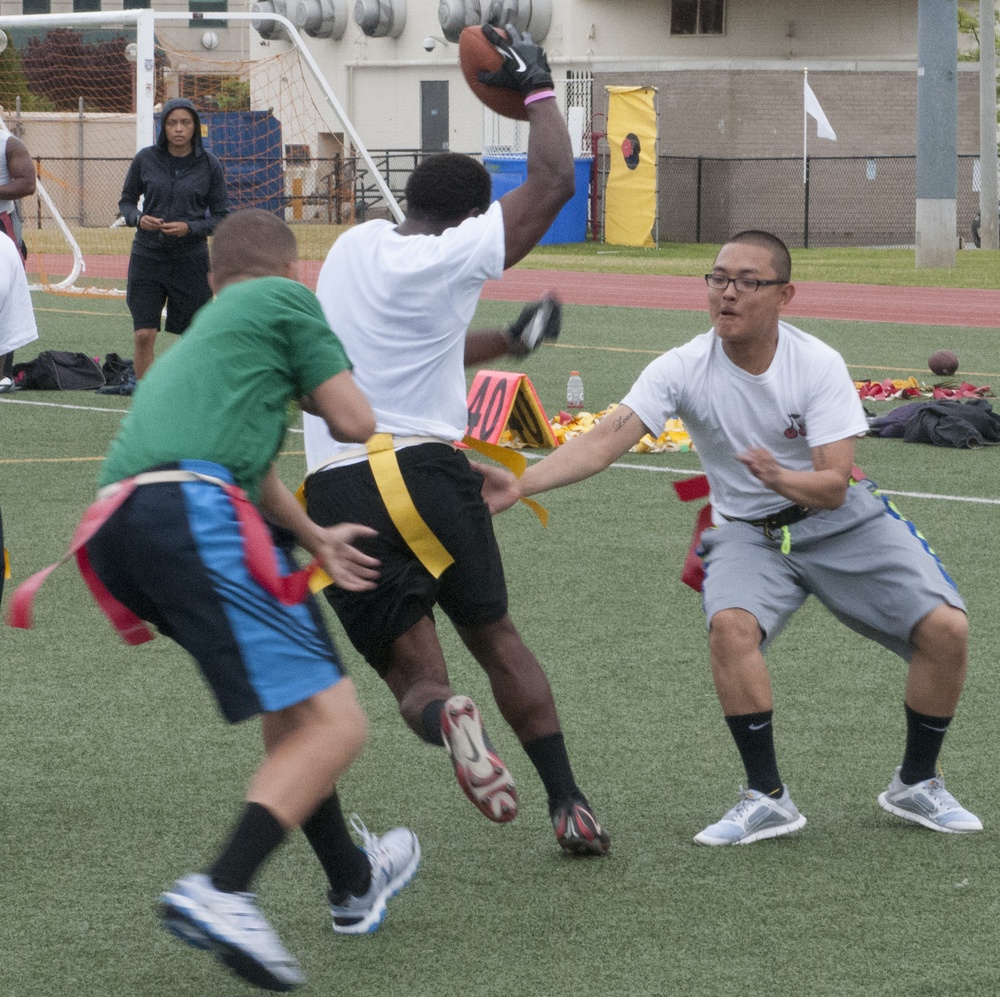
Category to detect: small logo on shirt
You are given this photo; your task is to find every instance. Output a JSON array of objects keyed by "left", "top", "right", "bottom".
[{"left": 783, "top": 414, "right": 807, "bottom": 439}]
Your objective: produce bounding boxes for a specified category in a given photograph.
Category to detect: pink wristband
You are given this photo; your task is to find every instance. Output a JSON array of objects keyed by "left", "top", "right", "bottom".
[{"left": 523, "top": 89, "right": 556, "bottom": 106}]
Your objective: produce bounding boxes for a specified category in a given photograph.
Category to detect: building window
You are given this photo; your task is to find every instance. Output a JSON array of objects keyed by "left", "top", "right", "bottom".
[
  {"left": 73, "top": 0, "right": 101, "bottom": 10},
  {"left": 22, "top": 0, "right": 51, "bottom": 13},
  {"left": 124, "top": 0, "right": 151, "bottom": 9},
  {"left": 671, "top": 0, "right": 725, "bottom": 36},
  {"left": 189, "top": 0, "right": 228, "bottom": 29}
]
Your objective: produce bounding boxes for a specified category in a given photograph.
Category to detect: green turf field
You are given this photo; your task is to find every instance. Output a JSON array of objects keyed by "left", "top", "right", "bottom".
[{"left": 2, "top": 285, "right": 998, "bottom": 997}]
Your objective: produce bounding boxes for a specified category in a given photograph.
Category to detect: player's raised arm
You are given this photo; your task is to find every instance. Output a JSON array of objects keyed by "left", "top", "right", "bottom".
[{"left": 477, "top": 24, "right": 575, "bottom": 268}]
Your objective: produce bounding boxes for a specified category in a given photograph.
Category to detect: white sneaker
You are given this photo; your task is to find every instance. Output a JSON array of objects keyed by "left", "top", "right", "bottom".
[
  {"left": 0, "top": 376, "right": 15, "bottom": 393},
  {"left": 328, "top": 816, "right": 421, "bottom": 935},
  {"left": 694, "top": 785, "right": 807, "bottom": 846},
  {"left": 878, "top": 766, "right": 983, "bottom": 833},
  {"left": 160, "top": 873, "right": 304, "bottom": 991}
]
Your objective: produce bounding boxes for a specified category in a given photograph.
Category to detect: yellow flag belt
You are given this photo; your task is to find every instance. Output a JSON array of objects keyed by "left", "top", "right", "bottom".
[
  {"left": 366, "top": 433, "right": 455, "bottom": 578},
  {"left": 301, "top": 434, "right": 548, "bottom": 592}
]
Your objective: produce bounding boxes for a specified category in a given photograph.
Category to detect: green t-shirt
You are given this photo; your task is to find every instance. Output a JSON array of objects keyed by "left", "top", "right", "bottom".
[{"left": 99, "top": 276, "right": 351, "bottom": 501}]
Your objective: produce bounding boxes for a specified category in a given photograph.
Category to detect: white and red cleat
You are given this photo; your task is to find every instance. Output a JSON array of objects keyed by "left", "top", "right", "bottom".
[{"left": 441, "top": 695, "right": 519, "bottom": 823}]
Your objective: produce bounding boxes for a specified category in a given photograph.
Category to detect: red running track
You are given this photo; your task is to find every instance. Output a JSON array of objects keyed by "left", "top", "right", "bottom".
[
  {"left": 46, "top": 255, "right": 999, "bottom": 328},
  {"left": 479, "top": 269, "right": 1000, "bottom": 330}
]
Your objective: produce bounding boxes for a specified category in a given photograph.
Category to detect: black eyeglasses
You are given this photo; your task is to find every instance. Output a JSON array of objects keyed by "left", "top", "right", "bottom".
[{"left": 705, "top": 274, "right": 788, "bottom": 293}]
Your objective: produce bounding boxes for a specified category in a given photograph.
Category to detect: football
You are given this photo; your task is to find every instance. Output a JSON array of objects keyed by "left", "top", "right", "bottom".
[
  {"left": 459, "top": 26, "right": 529, "bottom": 121},
  {"left": 928, "top": 349, "right": 959, "bottom": 377}
]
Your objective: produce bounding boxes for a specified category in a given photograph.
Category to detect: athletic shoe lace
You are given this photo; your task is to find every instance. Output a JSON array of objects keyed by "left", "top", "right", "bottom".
[
  {"left": 350, "top": 814, "right": 378, "bottom": 852},
  {"left": 204, "top": 888, "right": 296, "bottom": 963},
  {"left": 919, "top": 777, "right": 959, "bottom": 810},
  {"left": 219, "top": 891, "right": 272, "bottom": 931},
  {"left": 724, "top": 785, "right": 762, "bottom": 821},
  {"left": 349, "top": 814, "right": 391, "bottom": 886}
]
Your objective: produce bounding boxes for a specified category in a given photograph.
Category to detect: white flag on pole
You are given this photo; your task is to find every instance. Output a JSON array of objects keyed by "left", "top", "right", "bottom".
[{"left": 804, "top": 79, "right": 837, "bottom": 141}]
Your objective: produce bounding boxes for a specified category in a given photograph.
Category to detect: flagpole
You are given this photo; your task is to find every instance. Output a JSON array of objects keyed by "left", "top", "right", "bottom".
[
  {"left": 802, "top": 67, "right": 808, "bottom": 185},
  {"left": 803, "top": 67, "right": 810, "bottom": 248}
]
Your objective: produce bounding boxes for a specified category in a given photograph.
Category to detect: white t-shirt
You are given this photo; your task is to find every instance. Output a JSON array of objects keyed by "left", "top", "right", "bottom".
[
  {"left": 0, "top": 132, "right": 14, "bottom": 217},
  {"left": 303, "top": 201, "right": 505, "bottom": 471},
  {"left": 0, "top": 230, "right": 37, "bottom": 355},
  {"left": 621, "top": 320, "right": 869, "bottom": 523}
]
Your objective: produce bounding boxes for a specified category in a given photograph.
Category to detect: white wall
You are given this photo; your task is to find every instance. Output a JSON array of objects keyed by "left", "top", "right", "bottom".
[
  {"left": 290, "top": 0, "right": 920, "bottom": 152},
  {"left": 0, "top": 0, "right": 924, "bottom": 154}
]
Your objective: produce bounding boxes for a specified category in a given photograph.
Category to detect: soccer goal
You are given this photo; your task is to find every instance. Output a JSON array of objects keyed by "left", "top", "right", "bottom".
[{"left": 0, "top": 9, "right": 398, "bottom": 296}]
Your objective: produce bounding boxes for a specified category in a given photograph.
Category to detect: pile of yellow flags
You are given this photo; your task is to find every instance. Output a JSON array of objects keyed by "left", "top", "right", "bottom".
[{"left": 497, "top": 403, "right": 693, "bottom": 452}]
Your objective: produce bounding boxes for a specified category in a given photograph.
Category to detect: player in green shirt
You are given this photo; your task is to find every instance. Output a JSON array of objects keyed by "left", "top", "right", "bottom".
[{"left": 84, "top": 210, "right": 421, "bottom": 990}]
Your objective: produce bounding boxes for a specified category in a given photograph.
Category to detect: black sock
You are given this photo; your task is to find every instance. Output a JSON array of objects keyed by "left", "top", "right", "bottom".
[
  {"left": 725, "top": 711, "right": 782, "bottom": 795},
  {"left": 1, "top": 352, "right": 12, "bottom": 378},
  {"left": 900, "top": 703, "right": 952, "bottom": 784},
  {"left": 420, "top": 699, "right": 447, "bottom": 746},
  {"left": 521, "top": 732, "right": 582, "bottom": 812},
  {"left": 301, "top": 793, "right": 371, "bottom": 900},
  {"left": 208, "top": 802, "right": 286, "bottom": 894}
]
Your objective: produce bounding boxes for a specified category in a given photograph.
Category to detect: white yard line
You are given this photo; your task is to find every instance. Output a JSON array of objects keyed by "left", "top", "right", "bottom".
[{"left": 5, "top": 397, "right": 999, "bottom": 506}]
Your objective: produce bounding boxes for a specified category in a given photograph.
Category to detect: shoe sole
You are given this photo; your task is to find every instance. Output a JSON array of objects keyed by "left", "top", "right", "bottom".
[
  {"left": 553, "top": 804, "right": 612, "bottom": 857},
  {"left": 693, "top": 814, "right": 807, "bottom": 846},
  {"left": 332, "top": 835, "right": 422, "bottom": 936},
  {"left": 558, "top": 833, "right": 611, "bottom": 857},
  {"left": 159, "top": 895, "right": 304, "bottom": 992},
  {"left": 441, "top": 696, "right": 519, "bottom": 823},
  {"left": 877, "top": 794, "right": 982, "bottom": 834}
]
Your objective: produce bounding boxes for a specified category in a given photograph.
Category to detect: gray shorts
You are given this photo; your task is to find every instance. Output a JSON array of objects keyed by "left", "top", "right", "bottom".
[{"left": 698, "top": 479, "right": 965, "bottom": 660}]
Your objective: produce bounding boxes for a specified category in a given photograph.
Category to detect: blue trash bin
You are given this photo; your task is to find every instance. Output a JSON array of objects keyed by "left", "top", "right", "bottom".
[{"left": 483, "top": 156, "right": 592, "bottom": 244}]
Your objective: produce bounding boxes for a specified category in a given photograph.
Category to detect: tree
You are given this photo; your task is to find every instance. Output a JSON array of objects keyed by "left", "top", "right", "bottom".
[
  {"left": 21, "top": 28, "right": 133, "bottom": 113},
  {"left": 215, "top": 78, "right": 251, "bottom": 111},
  {"left": 0, "top": 43, "right": 55, "bottom": 112},
  {"left": 957, "top": 1, "right": 1000, "bottom": 118}
]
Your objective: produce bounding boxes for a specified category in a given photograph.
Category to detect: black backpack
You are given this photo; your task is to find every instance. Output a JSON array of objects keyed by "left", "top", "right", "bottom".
[
  {"left": 12, "top": 350, "right": 106, "bottom": 390},
  {"left": 100, "top": 353, "right": 135, "bottom": 387}
]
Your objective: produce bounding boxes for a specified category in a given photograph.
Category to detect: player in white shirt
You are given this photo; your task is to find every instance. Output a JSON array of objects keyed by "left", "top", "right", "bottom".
[
  {"left": 0, "top": 121, "right": 36, "bottom": 393},
  {"left": 498, "top": 230, "right": 980, "bottom": 846},
  {"left": 0, "top": 228, "right": 38, "bottom": 603},
  {"left": 303, "top": 25, "right": 610, "bottom": 856}
]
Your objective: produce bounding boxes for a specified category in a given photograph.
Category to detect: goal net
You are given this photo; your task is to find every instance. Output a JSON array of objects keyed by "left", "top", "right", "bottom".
[{"left": 0, "top": 10, "right": 393, "bottom": 296}]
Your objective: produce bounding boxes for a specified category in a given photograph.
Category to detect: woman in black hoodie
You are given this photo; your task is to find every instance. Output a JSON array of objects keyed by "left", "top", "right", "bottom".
[{"left": 118, "top": 97, "right": 230, "bottom": 382}]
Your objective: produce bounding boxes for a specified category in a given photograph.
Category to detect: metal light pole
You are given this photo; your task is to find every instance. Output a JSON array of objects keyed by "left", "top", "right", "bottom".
[
  {"left": 978, "top": 0, "right": 999, "bottom": 250},
  {"left": 916, "top": 0, "right": 959, "bottom": 268}
]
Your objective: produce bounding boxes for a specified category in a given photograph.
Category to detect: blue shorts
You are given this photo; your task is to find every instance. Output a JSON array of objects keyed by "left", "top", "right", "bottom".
[
  {"left": 698, "top": 478, "right": 966, "bottom": 661},
  {"left": 86, "top": 461, "right": 344, "bottom": 722}
]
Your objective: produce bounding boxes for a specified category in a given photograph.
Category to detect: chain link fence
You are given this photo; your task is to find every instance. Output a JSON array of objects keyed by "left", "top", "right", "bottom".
[
  {"left": 26, "top": 150, "right": 478, "bottom": 232},
  {"left": 25, "top": 150, "right": 987, "bottom": 250},
  {"left": 598, "top": 152, "right": 983, "bottom": 248}
]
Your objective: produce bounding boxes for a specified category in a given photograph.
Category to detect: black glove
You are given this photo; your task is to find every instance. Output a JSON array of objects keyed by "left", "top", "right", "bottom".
[
  {"left": 506, "top": 295, "right": 561, "bottom": 357},
  {"left": 478, "top": 23, "right": 554, "bottom": 97}
]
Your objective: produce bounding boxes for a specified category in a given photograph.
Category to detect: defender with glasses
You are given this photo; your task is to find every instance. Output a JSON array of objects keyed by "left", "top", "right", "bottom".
[{"left": 488, "top": 229, "right": 981, "bottom": 847}]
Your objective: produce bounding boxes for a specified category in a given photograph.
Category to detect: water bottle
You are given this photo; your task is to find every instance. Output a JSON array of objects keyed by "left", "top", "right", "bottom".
[{"left": 566, "top": 371, "right": 584, "bottom": 410}]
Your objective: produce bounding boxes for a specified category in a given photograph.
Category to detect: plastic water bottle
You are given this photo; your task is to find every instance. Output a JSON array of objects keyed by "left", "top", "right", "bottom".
[{"left": 566, "top": 371, "right": 584, "bottom": 410}]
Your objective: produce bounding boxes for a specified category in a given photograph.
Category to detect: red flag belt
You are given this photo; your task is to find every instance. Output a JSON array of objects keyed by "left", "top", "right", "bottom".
[{"left": 5, "top": 470, "right": 318, "bottom": 643}]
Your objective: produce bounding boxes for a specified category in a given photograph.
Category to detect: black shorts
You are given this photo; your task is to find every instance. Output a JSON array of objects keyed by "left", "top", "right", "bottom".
[
  {"left": 126, "top": 249, "right": 212, "bottom": 333},
  {"left": 305, "top": 444, "right": 508, "bottom": 672}
]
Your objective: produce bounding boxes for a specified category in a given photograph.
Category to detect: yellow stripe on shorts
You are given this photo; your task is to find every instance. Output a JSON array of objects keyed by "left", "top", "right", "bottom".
[{"left": 366, "top": 433, "right": 455, "bottom": 579}]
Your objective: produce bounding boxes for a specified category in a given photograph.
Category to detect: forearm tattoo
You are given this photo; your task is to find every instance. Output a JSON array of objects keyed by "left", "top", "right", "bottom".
[{"left": 611, "top": 409, "right": 635, "bottom": 433}]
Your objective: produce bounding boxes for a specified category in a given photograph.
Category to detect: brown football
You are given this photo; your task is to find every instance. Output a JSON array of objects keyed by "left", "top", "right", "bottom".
[
  {"left": 928, "top": 349, "right": 959, "bottom": 377},
  {"left": 459, "top": 26, "right": 529, "bottom": 121}
]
